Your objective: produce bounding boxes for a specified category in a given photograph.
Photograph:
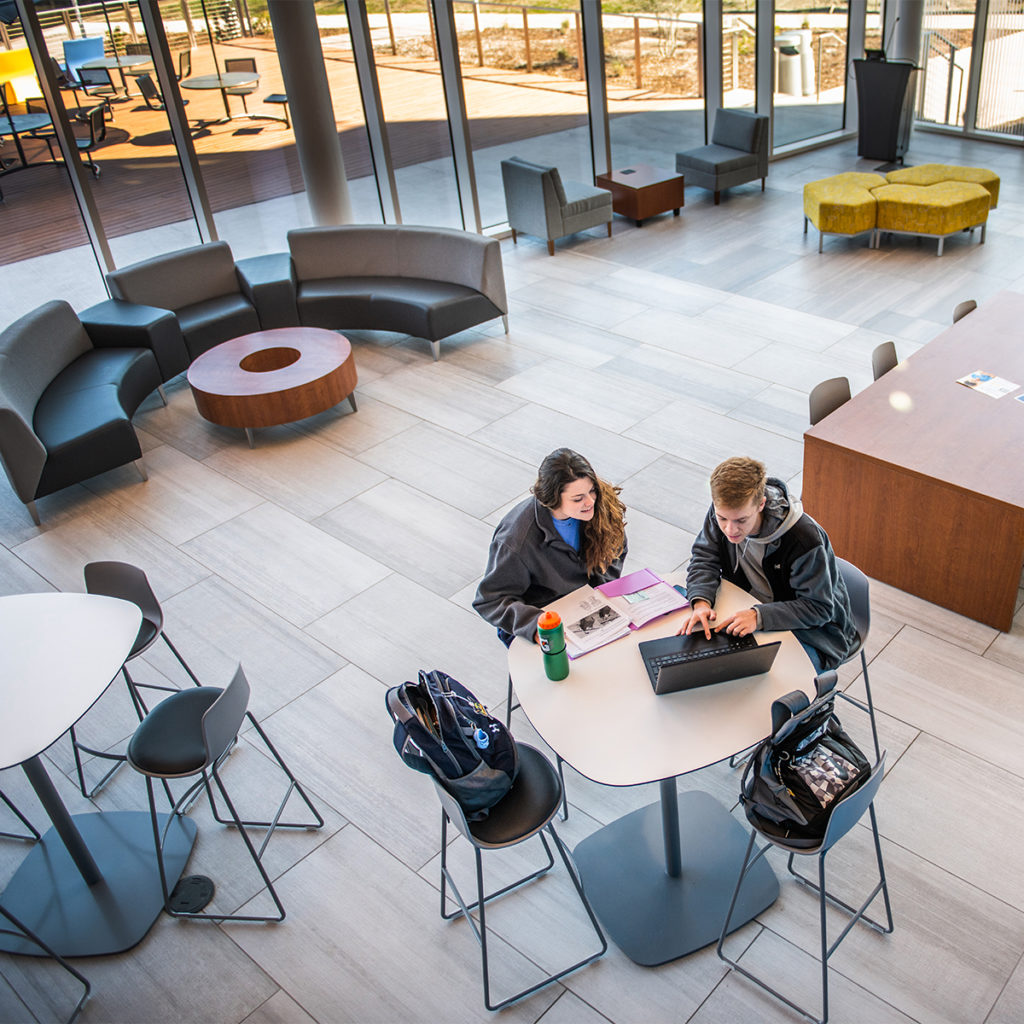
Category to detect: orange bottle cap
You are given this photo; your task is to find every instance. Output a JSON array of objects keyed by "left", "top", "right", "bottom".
[{"left": 537, "top": 611, "right": 561, "bottom": 630}]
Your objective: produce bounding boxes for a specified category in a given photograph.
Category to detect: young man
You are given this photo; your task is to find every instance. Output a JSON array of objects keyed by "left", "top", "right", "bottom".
[{"left": 680, "top": 456, "right": 857, "bottom": 671}]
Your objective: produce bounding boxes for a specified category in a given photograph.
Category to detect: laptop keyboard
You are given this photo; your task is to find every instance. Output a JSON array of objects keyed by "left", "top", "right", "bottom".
[{"left": 649, "top": 636, "right": 755, "bottom": 671}]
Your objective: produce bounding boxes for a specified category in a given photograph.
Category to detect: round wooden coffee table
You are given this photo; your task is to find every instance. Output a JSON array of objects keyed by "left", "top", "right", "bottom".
[{"left": 187, "top": 327, "right": 357, "bottom": 446}]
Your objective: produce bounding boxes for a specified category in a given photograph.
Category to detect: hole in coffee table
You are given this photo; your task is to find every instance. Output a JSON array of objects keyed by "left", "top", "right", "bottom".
[{"left": 240, "top": 347, "right": 301, "bottom": 373}]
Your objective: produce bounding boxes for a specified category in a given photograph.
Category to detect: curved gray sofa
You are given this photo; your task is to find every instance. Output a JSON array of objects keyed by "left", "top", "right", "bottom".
[
  {"left": 239, "top": 225, "right": 509, "bottom": 361},
  {"left": 0, "top": 300, "right": 161, "bottom": 523},
  {"left": 81, "top": 241, "right": 260, "bottom": 373}
]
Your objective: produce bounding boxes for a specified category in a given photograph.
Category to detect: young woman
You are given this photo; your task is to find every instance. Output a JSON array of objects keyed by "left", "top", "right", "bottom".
[{"left": 473, "top": 448, "right": 627, "bottom": 645}]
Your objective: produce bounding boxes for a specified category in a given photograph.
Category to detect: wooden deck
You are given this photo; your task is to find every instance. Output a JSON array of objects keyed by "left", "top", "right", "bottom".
[{"left": 0, "top": 42, "right": 609, "bottom": 266}]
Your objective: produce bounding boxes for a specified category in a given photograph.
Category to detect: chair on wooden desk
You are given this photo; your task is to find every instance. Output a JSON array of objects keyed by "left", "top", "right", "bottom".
[
  {"left": 809, "top": 376, "right": 851, "bottom": 426},
  {"left": 871, "top": 341, "right": 898, "bottom": 380},
  {"left": 126, "top": 664, "right": 323, "bottom": 922},
  {"left": 433, "top": 741, "right": 606, "bottom": 1010},
  {"left": 953, "top": 298, "right": 977, "bottom": 323}
]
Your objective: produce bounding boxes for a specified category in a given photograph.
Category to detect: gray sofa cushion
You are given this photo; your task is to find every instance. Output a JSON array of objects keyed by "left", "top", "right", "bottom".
[
  {"left": 108, "top": 241, "right": 243, "bottom": 311},
  {"left": 679, "top": 144, "right": 758, "bottom": 176},
  {"left": 176, "top": 294, "right": 260, "bottom": 360}
]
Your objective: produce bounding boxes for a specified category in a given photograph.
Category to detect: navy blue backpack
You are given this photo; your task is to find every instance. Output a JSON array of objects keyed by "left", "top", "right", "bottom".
[{"left": 386, "top": 669, "right": 519, "bottom": 820}]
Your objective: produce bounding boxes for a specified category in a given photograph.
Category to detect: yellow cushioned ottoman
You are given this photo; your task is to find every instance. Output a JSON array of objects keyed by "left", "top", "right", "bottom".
[
  {"left": 885, "top": 163, "right": 1000, "bottom": 208},
  {"left": 803, "top": 172, "right": 886, "bottom": 252},
  {"left": 872, "top": 181, "right": 990, "bottom": 256}
]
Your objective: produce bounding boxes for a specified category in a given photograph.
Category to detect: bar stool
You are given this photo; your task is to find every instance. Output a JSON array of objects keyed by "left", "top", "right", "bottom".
[
  {"left": 69, "top": 561, "right": 203, "bottom": 798},
  {"left": 0, "top": 904, "right": 90, "bottom": 1024},
  {"left": 0, "top": 788, "right": 40, "bottom": 842},
  {"left": 435, "top": 742, "right": 606, "bottom": 1010},
  {"left": 717, "top": 752, "right": 893, "bottom": 1024},
  {"left": 126, "top": 664, "right": 323, "bottom": 921}
]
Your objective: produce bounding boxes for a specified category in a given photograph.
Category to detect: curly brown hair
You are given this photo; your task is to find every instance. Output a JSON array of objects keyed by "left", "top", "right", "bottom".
[{"left": 533, "top": 449, "right": 627, "bottom": 575}]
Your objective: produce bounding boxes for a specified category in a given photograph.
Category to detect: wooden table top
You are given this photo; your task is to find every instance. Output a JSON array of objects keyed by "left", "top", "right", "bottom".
[
  {"left": 805, "top": 290, "right": 1024, "bottom": 510},
  {"left": 596, "top": 163, "right": 682, "bottom": 189},
  {"left": 187, "top": 327, "right": 352, "bottom": 397}
]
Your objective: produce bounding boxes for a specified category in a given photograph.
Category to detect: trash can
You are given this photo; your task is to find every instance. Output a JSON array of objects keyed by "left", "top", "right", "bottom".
[{"left": 775, "top": 32, "right": 801, "bottom": 96}]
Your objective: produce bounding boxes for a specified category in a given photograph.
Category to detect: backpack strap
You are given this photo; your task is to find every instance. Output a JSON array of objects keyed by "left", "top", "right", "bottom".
[
  {"left": 386, "top": 684, "right": 416, "bottom": 725},
  {"left": 770, "top": 689, "right": 810, "bottom": 735},
  {"left": 813, "top": 669, "right": 838, "bottom": 700}
]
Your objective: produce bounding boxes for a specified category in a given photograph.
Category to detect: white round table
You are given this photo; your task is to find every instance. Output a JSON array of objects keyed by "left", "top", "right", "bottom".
[
  {"left": 509, "top": 577, "right": 815, "bottom": 965},
  {"left": 0, "top": 593, "right": 197, "bottom": 957}
]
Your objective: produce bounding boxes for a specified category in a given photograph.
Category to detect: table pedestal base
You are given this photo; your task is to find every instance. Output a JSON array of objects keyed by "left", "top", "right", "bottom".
[
  {"left": 0, "top": 810, "right": 196, "bottom": 957},
  {"left": 573, "top": 790, "right": 778, "bottom": 966}
]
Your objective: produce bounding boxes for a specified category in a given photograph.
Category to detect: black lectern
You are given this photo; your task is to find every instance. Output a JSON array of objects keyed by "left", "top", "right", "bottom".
[{"left": 853, "top": 59, "right": 917, "bottom": 163}]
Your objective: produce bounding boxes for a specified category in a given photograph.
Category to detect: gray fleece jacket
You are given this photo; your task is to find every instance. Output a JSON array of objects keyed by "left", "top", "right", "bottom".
[
  {"left": 685, "top": 479, "right": 857, "bottom": 669},
  {"left": 473, "top": 496, "right": 626, "bottom": 640}
]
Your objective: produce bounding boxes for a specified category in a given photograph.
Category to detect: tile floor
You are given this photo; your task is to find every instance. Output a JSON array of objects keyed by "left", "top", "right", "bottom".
[{"left": 1, "top": 128, "right": 1023, "bottom": 1024}]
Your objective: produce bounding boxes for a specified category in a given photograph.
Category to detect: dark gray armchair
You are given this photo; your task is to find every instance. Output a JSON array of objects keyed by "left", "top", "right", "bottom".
[
  {"left": 500, "top": 156, "right": 612, "bottom": 255},
  {"left": 675, "top": 108, "right": 769, "bottom": 205},
  {"left": 0, "top": 301, "right": 161, "bottom": 523}
]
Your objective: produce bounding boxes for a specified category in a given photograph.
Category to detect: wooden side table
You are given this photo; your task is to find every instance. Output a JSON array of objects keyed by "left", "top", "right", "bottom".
[{"left": 595, "top": 164, "right": 685, "bottom": 226}]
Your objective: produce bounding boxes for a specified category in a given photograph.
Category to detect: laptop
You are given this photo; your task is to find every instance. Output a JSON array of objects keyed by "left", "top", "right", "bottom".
[{"left": 638, "top": 630, "right": 782, "bottom": 695}]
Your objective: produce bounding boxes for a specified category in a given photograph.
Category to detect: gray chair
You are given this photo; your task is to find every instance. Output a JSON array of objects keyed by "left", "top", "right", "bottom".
[
  {"left": 834, "top": 558, "right": 881, "bottom": 761},
  {"left": 675, "top": 107, "right": 770, "bottom": 205},
  {"left": 500, "top": 156, "right": 612, "bottom": 255},
  {"left": 435, "top": 741, "right": 606, "bottom": 1010},
  {"left": 809, "top": 376, "right": 851, "bottom": 426},
  {"left": 718, "top": 751, "right": 893, "bottom": 1024},
  {"left": 75, "top": 66, "right": 121, "bottom": 120},
  {"left": 953, "top": 298, "right": 977, "bottom": 323},
  {"left": 135, "top": 72, "right": 189, "bottom": 114},
  {"left": 69, "top": 560, "right": 204, "bottom": 799},
  {"left": 871, "top": 340, "right": 898, "bottom": 380},
  {"left": 126, "top": 664, "right": 324, "bottom": 922},
  {"left": 73, "top": 103, "right": 106, "bottom": 178}
]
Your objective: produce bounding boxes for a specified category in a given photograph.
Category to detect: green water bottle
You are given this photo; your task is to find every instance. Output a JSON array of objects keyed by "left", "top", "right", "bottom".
[{"left": 537, "top": 611, "right": 570, "bottom": 681}]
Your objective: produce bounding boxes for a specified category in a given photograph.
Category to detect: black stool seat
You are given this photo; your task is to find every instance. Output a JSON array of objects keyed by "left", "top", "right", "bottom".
[
  {"left": 127, "top": 687, "right": 220, "bottom": 776},
  {"left": 467, "top": 744, "right": 561, "bottom": 847},
  {"left": 130, "top": 616, "right": 160, "bottom": 657}
]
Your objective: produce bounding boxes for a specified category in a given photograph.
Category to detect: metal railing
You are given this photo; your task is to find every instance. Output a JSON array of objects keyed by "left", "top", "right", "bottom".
[{"left": 921, "top": 30, "right": 965, "bottom": 126}]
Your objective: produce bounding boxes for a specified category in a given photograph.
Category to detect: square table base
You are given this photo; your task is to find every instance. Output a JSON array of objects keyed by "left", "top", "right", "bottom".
[
  {"left": 573, "top": 790, "right": 778, "bottom": 966},
  {"left": 0, "top": 810, "right": 196, "bottom": 957}
]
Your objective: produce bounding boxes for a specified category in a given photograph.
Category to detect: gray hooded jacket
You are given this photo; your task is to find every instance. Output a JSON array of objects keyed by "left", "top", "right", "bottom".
[
  {"left": 685, "top": 478, "right": 857, "bottom": 669},
  {"left": 473, "top": 496, "right": 626, "bottom": 640}
]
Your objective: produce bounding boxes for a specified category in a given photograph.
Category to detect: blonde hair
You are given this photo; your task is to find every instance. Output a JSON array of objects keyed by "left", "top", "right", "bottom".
[{"left": 709, "top": 457, "right": 766, "bottom": 509}]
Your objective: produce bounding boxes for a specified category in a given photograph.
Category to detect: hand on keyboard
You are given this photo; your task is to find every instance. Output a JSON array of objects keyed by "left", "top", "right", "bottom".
[{"left": 714, "top": 608, "right": 758, "bottom": 637}]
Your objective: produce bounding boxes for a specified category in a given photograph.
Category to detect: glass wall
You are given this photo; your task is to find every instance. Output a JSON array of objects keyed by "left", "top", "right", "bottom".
[
  {"left": 365, "top": 0, "right": 460, "bottom": 228},
  {"left": 771, "top": 1, "right": 848, "bottom": 148},
  {"left": 602, "top": 3, "right": 705, "bottom": 169},
  {"left": 455, "top": 0, "right": 589, "bottom": 230},
  {"left": 974, "top": 0, "right": 1024, "bottom": 138},
  {"left": 916, "top": 0, "right": 974, "bottom": 129},
  {"left": 721, "top": 0, "right": 756, "bottom": 110}
]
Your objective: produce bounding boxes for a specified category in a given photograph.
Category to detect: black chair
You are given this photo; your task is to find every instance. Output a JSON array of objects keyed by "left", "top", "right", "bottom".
[
  {"left": 24, "top": 97, "right": 59, "bottom": 163},
  {"left": 0, "top": 903, "right": 91, "bottom": 1024},
  {"left": 435, "top": 742, "right": 606, "bottom": 1010},
  {"left": 68, "top": 560, "right": 200, "bottom": 798},
  {"left": 74, "top": 104, "right": 107, "bottom": 179},
  {"left": 834, "top": 558, "right": 881, "bottom": 762},
  {"left": 176, "top": 48, "right": 192, "bottom": 81},
  {"left": 223, "top": 57, "right": 258, "bottom": 114},
  {"left": 135, "top": 72, "right": 189, "bottom": 114},
  {"left": 718, "top": 752, "right": 894, "bottom": 1024},
  {"left": 48, "top": 55, "right": 83, "bottom": 111},
  {"left": 75, "top": 66, "right": 121, "bottom": 119},
  {"left": 871, "top": 340, "right": 898, "bottom": 380},
  {"left": 126, "top": 664, "right": 323, "bottom": 922}
]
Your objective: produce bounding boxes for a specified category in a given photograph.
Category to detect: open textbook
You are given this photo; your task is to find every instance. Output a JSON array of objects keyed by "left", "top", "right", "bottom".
[{"left": 545, "top": 569, "right": 690, "bottom": 658}]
